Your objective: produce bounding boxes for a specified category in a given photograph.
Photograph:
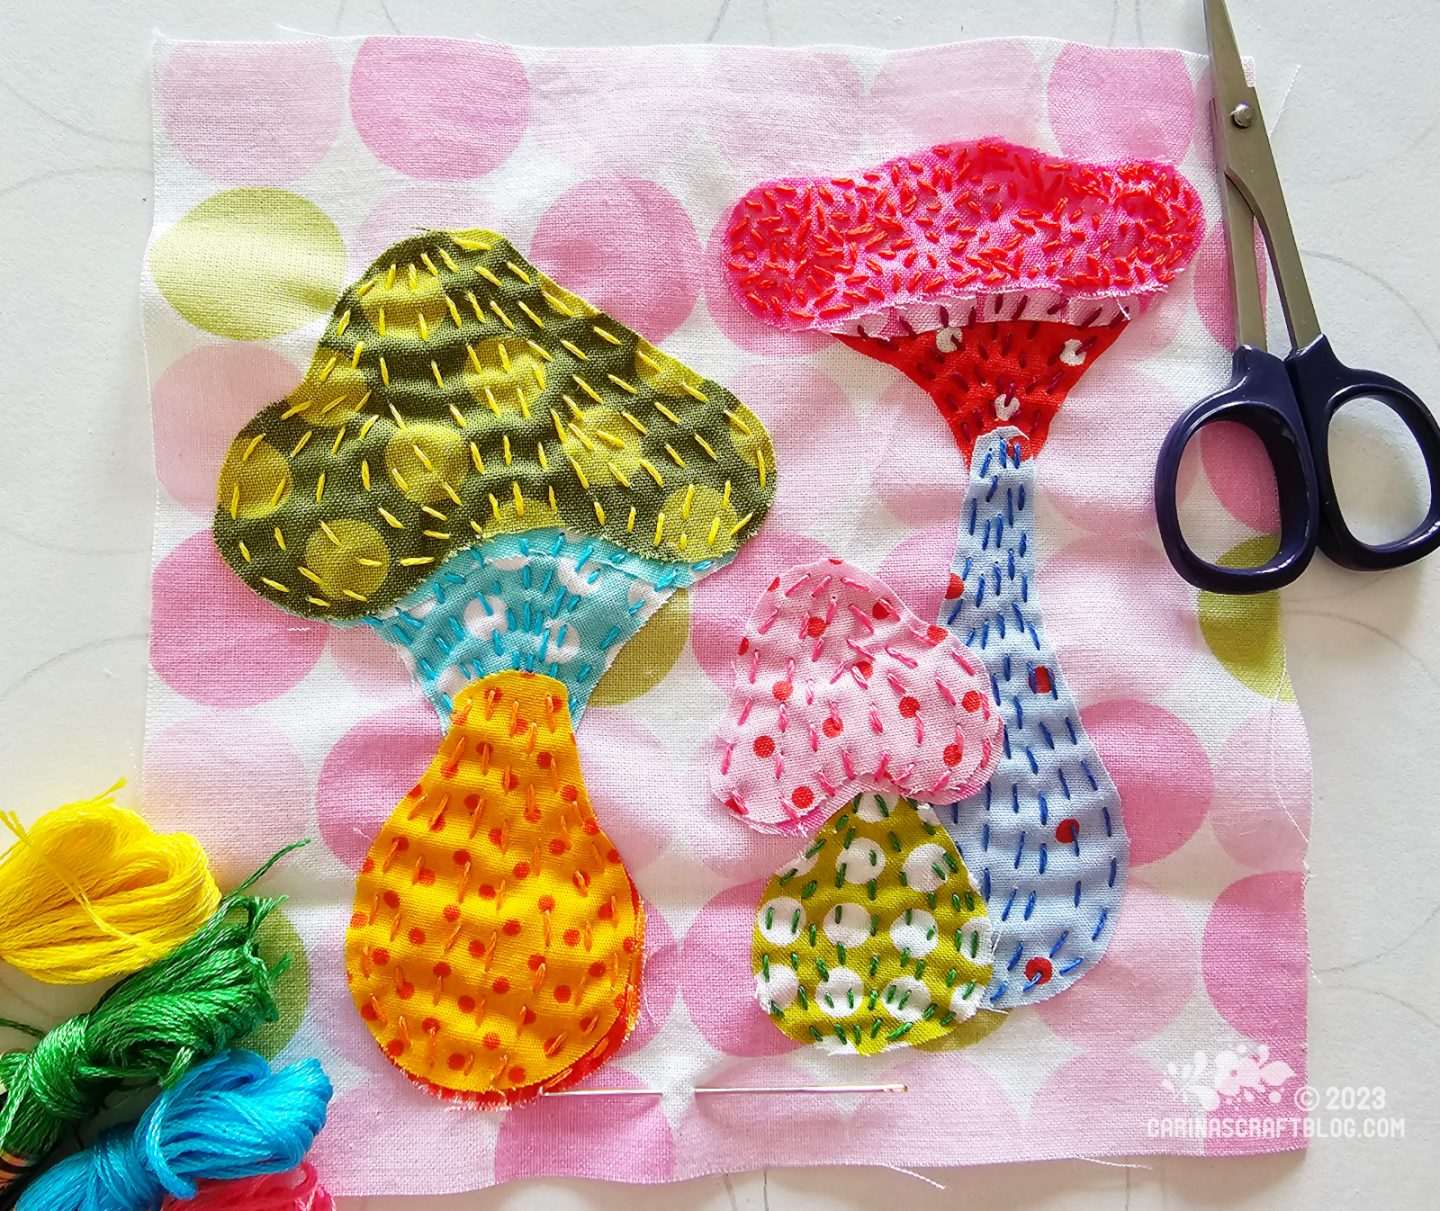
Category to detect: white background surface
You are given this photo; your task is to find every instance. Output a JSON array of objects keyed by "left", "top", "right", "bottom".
[{"left": 3, "top": 1, "right": 1439, "bottom": 1208}]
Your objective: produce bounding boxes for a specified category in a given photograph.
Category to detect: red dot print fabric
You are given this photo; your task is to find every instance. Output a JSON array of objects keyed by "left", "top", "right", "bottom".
[{"left": 711, "top": 559, "right": 1002, "bottom": 833}]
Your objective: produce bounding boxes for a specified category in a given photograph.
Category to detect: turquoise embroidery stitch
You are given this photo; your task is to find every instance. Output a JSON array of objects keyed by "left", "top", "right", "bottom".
[
  {"left": 938, "top": 430, "right": 1129, "bottom": 1007},
  {"left": 361, "top": 528, "right": 725, "bottom": 723}
]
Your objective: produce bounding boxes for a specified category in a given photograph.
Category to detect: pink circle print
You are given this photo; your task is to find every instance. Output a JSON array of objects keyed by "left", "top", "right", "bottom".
[
  {"left": 615, "top": 899, "right": 679, "bottom": 1058},
  {"left": 1211, "top": 704, "right": 1311, "bottom": 871},
  {"left": 352, "top": 185, "right": 495, "bottom": 272},
  {"left": 310, "top": 1075, "right": 498, "bottom": 1181},
  {"left": 1035, "top": 879, "right": 1197, "bottom": 1046},
  {"left": 869, "top": 39, "right": 1045, "bottom": 149},
  {"left": 530, "top": 47, "right": 699, "bottom": 176},
  {"left": 159, "top": 42, "right": 345, "bottom": 185},
  {"left": 530, "top": 178, "right": 701, "bottom": 342},
  {"left": 704, "top": 47, "right": 864, "bottom": 178},
  {"left": 870, "top": 376, "right": 971, "bottom": 527},
  {"left": 1048, "top": 44, "right": 1196, "bottom": 163},
  {"left": 144, "top": 711, "right": 309, "bottom": 884},
  {"left": 729, "top": 363, "right": 863, "bottom": 533},
  {"left": 1204, "top": 871, "right": 1307, "bottom": 1049},
  {"left": 877, "top": 526, "right": 955, "bottom": 627},
  {"left": 1201, "top": 421, "right": 1281, "bottom": 533},
  {"left": 313, "top": 918, "right": 393, "bottom": 1074},
  {"left": 684, "top": 745, "right": 825, "bottom": 884},
  {"left": 1043, "top": 363, "right": 1198, "bottom": 535},
  {"left": 854, "top": 1052, "right": 1024, "bottom": 1153},
  {"left": 494, "top": 1068, "right": 675, "bottom": 1183},
  {"left": 151, "top": 344, "right": 303, "bottom": 513},
  {"left": 1029, "top": 1052, "right": 1188, "bottom": 1154},
  {"left": 575, "top": 710, "right": 675, "bottom": 871},
  {"left": 681, "top": 882, "right": 801, "bottom": 1057},
  {"left": 316, "top": 698, "right": 442, "bottom": 870},
  {"left": 150, "top": 531, "right": 327, "bottom": 708},
  {"left": 1081, "top": 699, "right": 1212, "bottom": 865},
  {"left": 1038, "top": 535, "right": 1201, "bottom": 703},
  {"left": 329, "top": 624, "right": 418, "bottom": 700},
  {"left": 350, "top": 38, "right": 530, "bottom": 180}
]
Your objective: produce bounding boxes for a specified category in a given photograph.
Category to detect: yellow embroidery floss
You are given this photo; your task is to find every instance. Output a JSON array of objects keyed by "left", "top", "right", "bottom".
[{"left": 0, "top": 784, "right": 221, "bottom": 985}]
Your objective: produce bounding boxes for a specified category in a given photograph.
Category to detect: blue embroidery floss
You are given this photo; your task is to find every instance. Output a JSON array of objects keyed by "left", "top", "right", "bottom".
[{"left": 17, "top": 1051, "right": 332, "bottom": 1211}]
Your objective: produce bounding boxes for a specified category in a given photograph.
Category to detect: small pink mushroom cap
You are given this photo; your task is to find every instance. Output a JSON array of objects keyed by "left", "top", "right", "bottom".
[{"left": 712, "top": 557, "right": 1003, "bottom": 835}]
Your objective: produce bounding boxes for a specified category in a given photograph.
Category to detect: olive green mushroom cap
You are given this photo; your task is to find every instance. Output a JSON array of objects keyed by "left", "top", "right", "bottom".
[{"left": 213, "top": 228, "right": 776, "bottom": 621}]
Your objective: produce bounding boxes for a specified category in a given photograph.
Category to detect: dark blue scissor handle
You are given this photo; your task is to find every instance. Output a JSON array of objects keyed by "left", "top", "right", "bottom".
[
  {"left": 1156, "top": 339, "right": 1440, "bottom": 594},
  {"left": 1154, "top": 345, "right": 1320, "bottom": 595},
  {"left": 1288, "top": 335, "right": 1440, "bottom": 571}
]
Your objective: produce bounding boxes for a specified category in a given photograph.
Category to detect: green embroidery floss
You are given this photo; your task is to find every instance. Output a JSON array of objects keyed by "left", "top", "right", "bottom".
[{"left": 0, "top": 846, "right": 305, "bottom": 1198}]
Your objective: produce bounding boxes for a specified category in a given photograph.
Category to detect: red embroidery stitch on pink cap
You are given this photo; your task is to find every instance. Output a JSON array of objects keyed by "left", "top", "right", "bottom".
[
  {"left": 711, "top": 558, "right": 1002, "bottom": 835},
  {"left": 722, "top": 138, "right": 1204, "bottom": 460}
]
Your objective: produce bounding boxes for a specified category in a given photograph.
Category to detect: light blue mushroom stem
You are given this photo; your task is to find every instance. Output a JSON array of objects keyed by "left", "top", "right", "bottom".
[
  {"left": 359, "top": 528, "right": 716, "bottom": 725},
  {"left": 938, "top": 428, "right": 1129, "bottom": 1009}
]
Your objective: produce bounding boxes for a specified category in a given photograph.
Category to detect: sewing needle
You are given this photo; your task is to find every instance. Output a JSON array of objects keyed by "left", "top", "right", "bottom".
[{"left": 543, "top": 1083, "right": 908, "bottom": 1098}]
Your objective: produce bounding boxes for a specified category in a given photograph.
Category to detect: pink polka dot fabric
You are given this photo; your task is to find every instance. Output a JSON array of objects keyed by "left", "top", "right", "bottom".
[
  {"left": 348, "top": 38, "right": 529, "bottom": 180},
  {"left": 143, "top": 35, "right": 1311, "bottom": 1195},
  {"left": 710, "top": 558, "right": 1002, "bottom": 833},
  {"left": 159, "top": 42, "right": 345, "bottom": 185},
  {"left": 150, "top": 532, "right": 327, "bottom": 707},
  {"left": 529, "top": 177, "right": 702, "bottom": 342},
  {"left": 150, "top": 344, "right": 302, "bottom": 513}
]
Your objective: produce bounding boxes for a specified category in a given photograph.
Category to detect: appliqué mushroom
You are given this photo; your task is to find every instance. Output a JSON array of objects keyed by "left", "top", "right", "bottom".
[
  {"left": 711, "top": 557, "right": 1003, "bottom": 1053},
  {"left": 216, "top": 228, "right": 773, "bottom": 626},
  {"left": 723, "top": 138, "right": 1201, "bottom": 461},
  {"left": 711, "top": 558, "right": 1003, "bottom": 835},
  {"left": 722, "top": 140, "right": 1203, "bottom": 1008},
  {"left": 212, "top": 228, "right": 778, "bottom": 1099},
  {"left": 366, "top": 528, "right": 702, "bottom": 722},
  {"left": 212, "top": 228, "right": 774, "bottom": 725},
  {"left": 346, "top": 672, "right": 641, "bottom": 1104},
  {"left": 752, "top": 795, "right": 993, "bottom": 1054}
]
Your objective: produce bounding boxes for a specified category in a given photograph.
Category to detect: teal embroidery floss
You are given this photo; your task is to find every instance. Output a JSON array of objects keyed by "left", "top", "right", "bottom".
[{"left": 15, "top": 1050, "right": 333, "bottom": 1211}]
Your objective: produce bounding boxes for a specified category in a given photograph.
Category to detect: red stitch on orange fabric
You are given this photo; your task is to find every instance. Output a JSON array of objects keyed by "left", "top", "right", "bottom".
[{"left": 345, "top": 670, "right": 643, "bottom": 1108}]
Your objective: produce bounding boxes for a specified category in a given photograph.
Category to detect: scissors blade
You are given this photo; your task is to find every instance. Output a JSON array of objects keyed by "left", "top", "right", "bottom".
[
  {"left": 1204, "top": 0, "right": 1252, "bottom": 124},
  {"left": 1205, "top": 0, "right": 1321, "bottom": 349},
  {"left": 1221, "top": 161, "right": 1267, "bottom": 350}
]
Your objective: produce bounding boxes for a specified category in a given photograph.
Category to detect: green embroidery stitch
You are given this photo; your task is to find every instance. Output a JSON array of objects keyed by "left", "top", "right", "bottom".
[
  {"left": 752, "top": 795, "right": 995, "bottom": 1055},
  {"left": 214, "top": 228, "right": 776, "bottom": 621}
]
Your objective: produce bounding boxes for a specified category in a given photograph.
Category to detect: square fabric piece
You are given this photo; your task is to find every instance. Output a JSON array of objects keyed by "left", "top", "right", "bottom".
[{"left": 141, "top": 34, "right": 1312, "bottom": 1196}]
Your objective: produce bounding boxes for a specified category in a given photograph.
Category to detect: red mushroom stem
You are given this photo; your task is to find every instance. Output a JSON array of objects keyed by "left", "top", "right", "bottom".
[{"left": 838, "top": 308, "right": 1127, "bottom": 463}]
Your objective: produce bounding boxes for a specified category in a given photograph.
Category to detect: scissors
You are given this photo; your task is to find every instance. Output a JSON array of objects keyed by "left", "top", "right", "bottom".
[{"left": 1154, "top": 0, "right": 1440, "bottom": 594}]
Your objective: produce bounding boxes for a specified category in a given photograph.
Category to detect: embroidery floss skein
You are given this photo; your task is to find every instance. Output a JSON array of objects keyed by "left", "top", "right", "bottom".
[
  {"left": 15, "top": 1050, "right": 333, "bottom": 1211},
  {"left": 0, "top": 784, "right": 220, "bottom": 985},
  {"left": 0, "top": 846, "right": 305, "bottom": 1197},
  {"left": 162, "top": 1162, "right": 333, "bottom": 1211}
]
